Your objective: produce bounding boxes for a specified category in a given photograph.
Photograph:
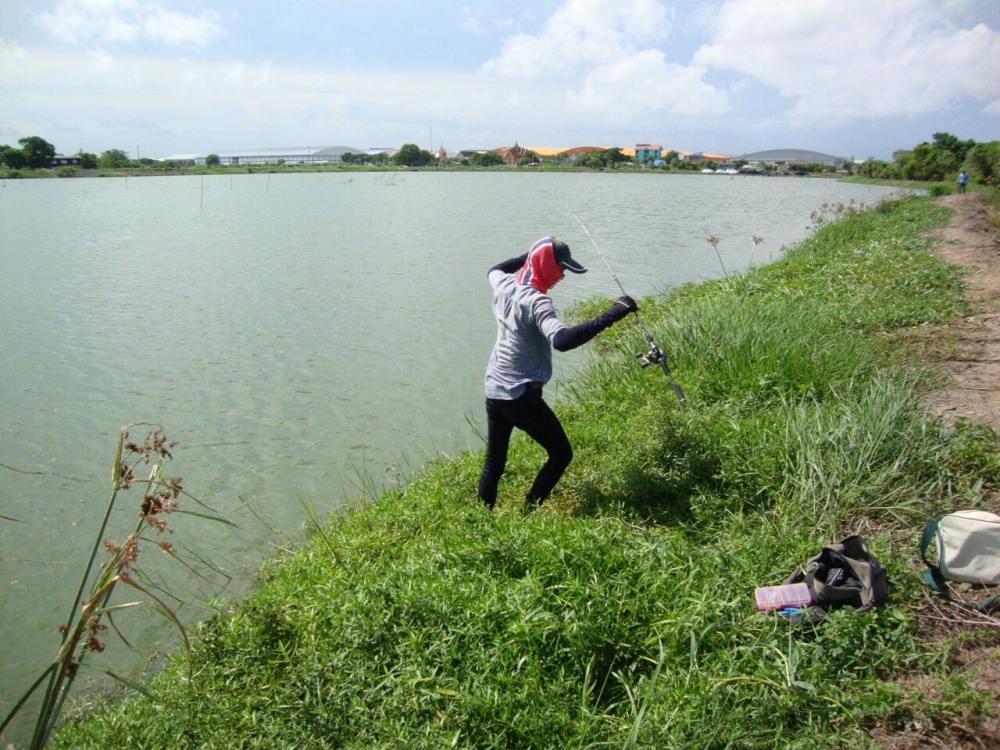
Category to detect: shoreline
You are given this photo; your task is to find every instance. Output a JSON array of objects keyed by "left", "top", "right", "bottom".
[{"left": 3, "top": 164, "right": 852, "bottom": 180}]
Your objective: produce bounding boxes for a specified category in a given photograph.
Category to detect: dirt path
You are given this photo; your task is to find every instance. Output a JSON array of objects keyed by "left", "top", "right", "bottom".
[
  {"left": 875, "top": 192, "right": 1000, "bottom": 750},
  {"left": 923, "top": 193, "right": 1000, "bottom": 429}
]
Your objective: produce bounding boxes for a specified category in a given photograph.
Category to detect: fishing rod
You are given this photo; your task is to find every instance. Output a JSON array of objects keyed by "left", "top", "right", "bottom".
[{"left": 564, "top": 206, "right": 688, "bottom": 406}]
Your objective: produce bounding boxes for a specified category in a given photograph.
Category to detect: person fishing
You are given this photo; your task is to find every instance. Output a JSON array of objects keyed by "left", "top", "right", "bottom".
[{"left": 478, "top": 236, "right": 637, "bottom": 511}]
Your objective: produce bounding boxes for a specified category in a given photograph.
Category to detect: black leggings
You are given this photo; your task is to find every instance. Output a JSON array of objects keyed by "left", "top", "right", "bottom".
[{"left": 477, "top": 386, "right": 573, "bottom": 509}]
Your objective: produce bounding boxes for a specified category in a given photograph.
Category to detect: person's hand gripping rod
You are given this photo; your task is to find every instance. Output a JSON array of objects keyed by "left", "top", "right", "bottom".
[{"left": 569, "top": 209, "right": 687, "bottom": 405}]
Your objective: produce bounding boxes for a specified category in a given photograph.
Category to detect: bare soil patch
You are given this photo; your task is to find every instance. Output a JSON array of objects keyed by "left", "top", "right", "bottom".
[{"left": 923, "top": 193, "right": 1000, "bottom": 430}]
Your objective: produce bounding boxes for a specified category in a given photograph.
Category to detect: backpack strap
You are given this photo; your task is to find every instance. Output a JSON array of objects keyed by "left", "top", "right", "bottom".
[
  {"left": 848, "top": 558, "right": 876, "bottom": 610},
  {"left": 920, "top": 517, "right": 1000, "bottom": 612},
  {"left": 919, "top": 518, "right": 950, "bottom": 596},
  {"left": 839, "top": 535, "right": 889, "bottom": 611}
]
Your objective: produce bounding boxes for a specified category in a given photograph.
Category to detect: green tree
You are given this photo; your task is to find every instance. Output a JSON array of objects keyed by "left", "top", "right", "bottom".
[
  {"left": 604, "top": 147, "right": 629, "bottom": 167},
  {"left": 99, "top": 149, "right": 131, "bottom": 169},
  {"left": 393, "top": 143, "right": 433, "bottom": 166},
  {"left": 471, "top": 150, "right": 505, "bottom": 167},
  {"left": 662, "top": 150, "right": 684, "bottom": 170},
  {"left": 18, "top": 136, "right": 56, "bottom": 169},
  {"left": 517, "top": 149, "right": 540, "bottom": 166},
  {"left": 895, "top": 142, "right": 957, "bottom": 181},
  {"left": 205, "top": 153, "right": 221, "bottom": 166},
  {"left": 932, "top": 132, "right": 975, "bottom": 164},
  {"left": 858, "top": 158, "right": 896, "bottom": 179},
  {"left": 891, "top": 133, "right": 982, "bottom": 182},
  {"left": 340, "top": 152, "right": 372, "bottom": 165},
  {"left": 0, "top": 145, "right": 27, "bottom": 169},
  {"left": 965, "top": 141, "right": 1000, "bottom": 185},
  {"left": 76, "top": 151, "right": 98, "bottom": 169}
]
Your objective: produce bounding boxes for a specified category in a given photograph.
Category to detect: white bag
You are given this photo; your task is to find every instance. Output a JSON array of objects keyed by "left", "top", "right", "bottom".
[{"left": 922, "top": 510, "right": 1000, "bottom": 585}]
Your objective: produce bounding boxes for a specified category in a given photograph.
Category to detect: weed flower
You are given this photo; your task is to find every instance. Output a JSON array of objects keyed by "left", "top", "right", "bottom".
[
  {"left": 705, "top": 234, "right": 728, "bottom": 277},
  {"left": 1, "top": 426, "right": 228, "bottom": 749}
]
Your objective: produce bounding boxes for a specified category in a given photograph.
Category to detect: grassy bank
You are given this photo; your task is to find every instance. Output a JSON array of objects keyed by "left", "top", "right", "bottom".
[{"left": 53, "top": 196, "right": 997, "bottom": 748}]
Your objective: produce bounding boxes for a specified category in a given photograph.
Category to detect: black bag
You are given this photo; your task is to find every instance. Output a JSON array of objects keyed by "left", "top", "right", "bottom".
[{"left": 785, "top": 535, "right": 889, "bottom": 615}]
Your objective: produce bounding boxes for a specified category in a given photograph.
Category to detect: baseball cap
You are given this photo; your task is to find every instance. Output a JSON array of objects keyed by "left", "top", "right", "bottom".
[{"left": 552, "top": 240, "right": 587, "bottom": 273}]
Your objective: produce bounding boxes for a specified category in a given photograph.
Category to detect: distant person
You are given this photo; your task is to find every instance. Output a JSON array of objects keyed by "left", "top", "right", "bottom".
[
  {"left": 957, "top": 169, "right": 969, "bottom": 194},
  {"left": 478, "top": 237, "right": 637, "bottom": 511}
]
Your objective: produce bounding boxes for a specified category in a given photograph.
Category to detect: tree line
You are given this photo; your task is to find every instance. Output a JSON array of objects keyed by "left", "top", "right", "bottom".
[
  {"left": 0, "top": 136, "right": 152, "bottom": 171},
  {"left": 337, "top": 135, "right": 1000, "bottom": 182},
  {"left": 857, "top": 132, "right": 999, "bottom": 185},
  {"left": 3, "top": 132, "right": 997, "bottom": 185}
]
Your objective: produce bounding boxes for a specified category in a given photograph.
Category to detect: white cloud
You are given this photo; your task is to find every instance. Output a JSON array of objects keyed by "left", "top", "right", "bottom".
[
  {"left": 87, "top": 48, "right": 115, "bottom": 71},
  {"left": 0, "top": 38, "right": 28, "bottom": 68},
  {"left": 569, "top": 50, "right": 729, "bottom": 117},
  {"left": 694, "top": 0, "right": 1000, "bottom": 122},
  {"left": 482, "top": 0, "right": 728, "bottom": 122},
  {"left": 459, "top": 6, "right": 485, "bottom": 36},
  {"left": 0, "top": 44, "right": 586, "bottom": 153},
  {"left": 483, "top": 0, "right": 672, "bottom": 77},
  {"left": 39, "top": 0, "right": 222, "bottom": 48},
  {"left": 142, "top": 5, "right": 223, "bottom": 47}
]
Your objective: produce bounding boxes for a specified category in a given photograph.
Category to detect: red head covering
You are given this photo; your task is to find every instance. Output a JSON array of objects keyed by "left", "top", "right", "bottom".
[{"left": 515, "top": 237, "right": 563, "bottom": 294}]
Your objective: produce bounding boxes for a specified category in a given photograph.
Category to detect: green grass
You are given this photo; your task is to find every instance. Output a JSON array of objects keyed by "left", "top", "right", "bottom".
[{"left": 51, "top": 196, "right": 997, "bottom": 748}]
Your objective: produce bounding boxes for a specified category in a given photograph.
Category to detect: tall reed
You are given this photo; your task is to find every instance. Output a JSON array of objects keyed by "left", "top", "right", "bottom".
[{"left": 1, "top": 427, "right": 226, "bottom": 748}]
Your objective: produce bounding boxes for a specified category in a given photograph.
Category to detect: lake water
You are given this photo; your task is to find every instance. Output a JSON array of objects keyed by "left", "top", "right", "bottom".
[{"left": 0, "top": 171, "right": 908, "bottom": 730}]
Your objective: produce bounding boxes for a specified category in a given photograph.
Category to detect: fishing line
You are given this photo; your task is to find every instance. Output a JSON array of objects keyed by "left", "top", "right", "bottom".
[{"left": 548, "top": 192, "right": 687, "bottom": 405}]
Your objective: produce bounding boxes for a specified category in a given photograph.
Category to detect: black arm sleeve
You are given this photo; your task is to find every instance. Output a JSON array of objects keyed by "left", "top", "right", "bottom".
[
  {"left": 551, "top": 305, "right": 625, "bottom": 352},
  {"left": 489, "top": 254, "right": 528, "bottom": 275}
]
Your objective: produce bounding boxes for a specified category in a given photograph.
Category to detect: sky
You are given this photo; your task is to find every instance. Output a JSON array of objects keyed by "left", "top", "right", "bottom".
[{"left": 1, "top": 0, "right": 998, "bottom": 160}]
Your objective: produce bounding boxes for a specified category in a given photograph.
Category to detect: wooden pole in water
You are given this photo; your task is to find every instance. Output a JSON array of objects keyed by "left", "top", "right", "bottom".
[{"left": 200, "top": 175, "right": 204, "bottom": 209}]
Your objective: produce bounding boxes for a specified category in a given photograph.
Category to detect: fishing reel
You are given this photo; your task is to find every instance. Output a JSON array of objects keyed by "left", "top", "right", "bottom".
[
  {"left": 636, "top": 340, "right": 688, "bottom": 404},
  {"left": 636, "top": 342, "right": 664, "bottom": 368}
]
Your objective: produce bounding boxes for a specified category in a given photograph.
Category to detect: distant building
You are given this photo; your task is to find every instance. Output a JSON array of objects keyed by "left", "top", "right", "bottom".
[
  {"left": 158, "top": 154, "right": 198, "bottom": 164},
  {"left": 524, "top": 146, "right": 609, "bottom": 161},
  {"left": 558, "top": 146, "right": 609, "bottom": 162},
  {"left": 524, "top": 146, "right": 568, "bottom": 158},
  {"left": 634, "top": 144, "right": 662, "bottom": 164},
  {"left": 176, "top": 146, "right": 364, "bottom": 166},
  {"left": 681, "top": 151, "right": 734, "bottom": 164},
  {"left": 463, "top": 145, "right": 654, "bottom": 163},
  {"left": 495, "top": 142, "right": 539, "bottom": 165},
  {"left": 51, "top": 154, "right": 80, "bottom": 167},
  {"left": 740, "top": 148, "right": 847, "bottom": 166}
]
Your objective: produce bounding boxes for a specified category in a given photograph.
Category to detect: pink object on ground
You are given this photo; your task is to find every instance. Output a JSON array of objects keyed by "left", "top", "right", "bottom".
[{"left": 754, "top": 582, "right": 812, "bottom": 611}]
